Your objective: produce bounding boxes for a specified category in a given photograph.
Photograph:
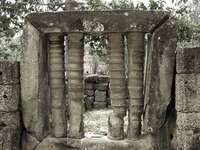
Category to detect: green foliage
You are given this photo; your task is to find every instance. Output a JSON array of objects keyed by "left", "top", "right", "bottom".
[
  {"left": 108, "top": 0, "right": 134, "bottom": 9},
  {"left": 149, "top": 0, "right": 165, "bottom": 10},
  {"left": 85, "top": 0, "right": 108, "bottom": 10},
  {"left": 0, "top": 36, "right": 21, "bottom": 61},
  {"left": 0, "top": 0, "right": 65, "bottom": 61},
  {"left": 0, "top": 0, "right": 199, "bottom": 61},
  {"left": 47, "top": 0, "right": 65, "bottom": 11},
  {"left": 177, "top": 18, "right": 193, "bottom": 42}
]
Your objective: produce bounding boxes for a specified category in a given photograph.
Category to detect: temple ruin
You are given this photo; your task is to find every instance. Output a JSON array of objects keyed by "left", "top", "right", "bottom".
[{"left": 0, "top": 9, "right": 200, "bottom": 150}]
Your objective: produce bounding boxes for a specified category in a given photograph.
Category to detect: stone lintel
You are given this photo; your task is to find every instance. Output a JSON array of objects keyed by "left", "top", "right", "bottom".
[{"left": 26, "top": 10, "right": 169, "bottom": 33}]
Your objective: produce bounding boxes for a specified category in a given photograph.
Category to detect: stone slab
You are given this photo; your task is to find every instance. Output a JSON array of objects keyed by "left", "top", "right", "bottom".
[
  {"left": 175, "top": 129, "right": 200, "bottom": 150},
  {"left": 0, "top": 61, "right": 19, "bottom": 85},
  {"left": 93, "top": 102, "right": 107, "bottom": 109},
  {"left": 176, "top": 112, "right": 200, "bottom": 130},
  {"left": 143, "top": 18, "right": 177, "bottom": 132},
  {"left": 0, "top": 111, "right": 20, "bottom": 127},
  {"left": 35, "top": 137, "right": 80, "bottom": 150},
  {"left": 21, "top": 22, "right": 49, "bottom": 140},
  {"left": 0, "top": 84, "right": 19, "bottom": 112},
  {"left": 95, "top": 91, "right": 107, "bottom": 102},
  {"left": 176, "top": 74, "right": 200, "bottom": 112},
  {"left": 85, "top": 90, "right": 94, "bottom": 97},
  {"left": 26, "top": 10, "right": 168, "bottom": 33},
  {"left": 95, "top": 83, "right": 108, "bottom": 91},
  {"left": 176, "top": 47, "right": 200, "bottom": 74},
  {"left": 0, "top": 125, "right": 21, "bottom": 150},
  {"left": 97, "top": 75, "right": 109, "bottom": 83},
  {"left": 84, "top": 75, "right": 98, "bottom": 83},
  {"left": 85, "top": 83, "right": 94, "bottom": 90},
  {"left": 0, "top": 112, "right": 21, "bottom": 150},
  {"left": 84, "top": 97, "right": 94, "bottom": 110}
]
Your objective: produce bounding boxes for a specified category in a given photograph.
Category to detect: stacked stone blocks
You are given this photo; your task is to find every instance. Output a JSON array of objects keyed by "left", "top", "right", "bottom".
[
  {"left": 84, "top": 75, "right": 109, "bottom": 110},
  {"left": 94, "top": 75, "right": 109, "bottom": 109},
  {"left": 176, "top": 47, "right": 200, "bottom": 150},
  {"left": 0, "top": 61, "right": 21, "bottom": 150}
]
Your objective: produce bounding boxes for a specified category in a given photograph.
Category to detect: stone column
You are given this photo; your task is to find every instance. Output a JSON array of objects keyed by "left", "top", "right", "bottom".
[
  {"left": 126, "top": 32, "right": 145, "bottom": 139},
  {"left": 108, "top": 33, "right": 126, "bottom": 140},
  {"left": 48, "top": 34, "right": 67, "bottom": 137},
  {"left": 67, "top": 33, "right": 84, "bottom": 138}
]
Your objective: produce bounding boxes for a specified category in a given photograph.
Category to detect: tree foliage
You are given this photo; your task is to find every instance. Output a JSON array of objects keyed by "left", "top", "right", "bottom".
[{"left": 0, "top": 0, "right": 199, "bottom": 61}]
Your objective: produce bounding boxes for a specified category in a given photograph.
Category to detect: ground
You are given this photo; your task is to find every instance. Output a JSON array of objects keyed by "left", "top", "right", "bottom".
[{"left": 84, "top": 108, "right": 128, "bottom": 137}]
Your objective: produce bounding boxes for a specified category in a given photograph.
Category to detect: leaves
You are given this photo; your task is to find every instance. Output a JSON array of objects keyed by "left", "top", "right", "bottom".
[{"left": 0, "top": 0, "right": 199, "bottom": 61}]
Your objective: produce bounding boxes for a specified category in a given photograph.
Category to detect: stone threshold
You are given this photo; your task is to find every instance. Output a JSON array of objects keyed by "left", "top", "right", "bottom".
[{"left": 35, "top": 135, "right": 155, "bottom": 150}]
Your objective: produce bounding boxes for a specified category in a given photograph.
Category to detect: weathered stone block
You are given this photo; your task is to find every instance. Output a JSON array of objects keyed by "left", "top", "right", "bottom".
[
  {"left": 177, "top": 112, "right": 200, "bottom": 130},
  {"left": 0, "top": 61, "right": 19, "bottom": 85},
  {"left": 176, "top": 47, "right": 200, "bottom": 74},
  {"left": 85, "top": 83, "right": 94, "bottom": 90},
  {"left": 0, "top": 85, "right": 19, "bottom": 112},
  {"left": 0, "top": 112, "right": 20, "bottom": 150},
  {"left": 84, "top": 97, "right": 94, "bottom": 110},
  {"left": 85, "top": 90, "right": 94, "bottom": 97},
  {"left": 27, "top": 10, "right": 167, "bottom": 33},
  {"left": 95, "top": 90, "right": 107, "bottom": 102},
  {"left": 21, "top": 22, "right": 49, "bottom": 140},
  {"left": 175, "top": 129, "right": 200, "bottom": 150},
  {"left": 97, "top": 75, "right": 109, "bottom": 83},
  {"left": 0, "top": 126, "right": 21, "bottom": 150},
  {"left": 108, "top": 112, "right": 124, "bottom": 140},
  {"left": 0, "top": 112, "right": 20, "bottom": 127},
  {"left": 35, "top": 137, "right": 80, "bottom": 150},
  {"left": 176, "top": 74, "right": 200, "bottom": 112},
  {"left": 22, "top": 132, "right": 40, "bottom": 150},
  {"left": 143, "top": 18, "right": 177, "bottom": 133},
  {"left": 84, "top": 75, "right": 98, "bottom": 83},
  {"left": 93, "top": 102, "right": 107, "bottom": 109},
  {"left": 95, "top": 83, "right": 108, "bottom": 91}
]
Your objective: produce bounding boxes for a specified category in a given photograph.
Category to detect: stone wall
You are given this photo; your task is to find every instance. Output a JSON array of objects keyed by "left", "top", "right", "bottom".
[
  {"left": 0, "top": 61, "right": 21, "bottom": 150},
  {"left": 175, "top": 47, "right": 200, "bottom": 150},
  {"left": 84, "top": 75, "right": 110, "bottom": 110}
]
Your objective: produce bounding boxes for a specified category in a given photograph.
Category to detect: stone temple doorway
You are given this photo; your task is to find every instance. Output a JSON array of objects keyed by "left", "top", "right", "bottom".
[{"left": 21, "top": 10, "right": 176, "bottom": 149}]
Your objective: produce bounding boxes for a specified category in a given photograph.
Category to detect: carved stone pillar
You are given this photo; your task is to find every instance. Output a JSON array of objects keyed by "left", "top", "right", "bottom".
[
  {"left": 126, "top": 32, "right": 145, "bottom": 139},
  {"left": 48, "top": 33, "right": 67, "bottom": 137},
  {"left": 108, "top": 33, "right": 126, "bottom": 140},
  {"left": 67, "top": 33, "right": 84, "bottom": 138}
]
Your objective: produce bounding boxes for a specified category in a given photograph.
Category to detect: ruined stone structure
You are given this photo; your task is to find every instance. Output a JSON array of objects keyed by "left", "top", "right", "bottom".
[
  {"left": 19, "top": 10, "right": 176, "bottom": 150},
  {"left": 84, "top": 74, "right": 110, "bottom": 110},
  {"left": 2, "top": 9, "right": 200, "bottom": 150}
]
